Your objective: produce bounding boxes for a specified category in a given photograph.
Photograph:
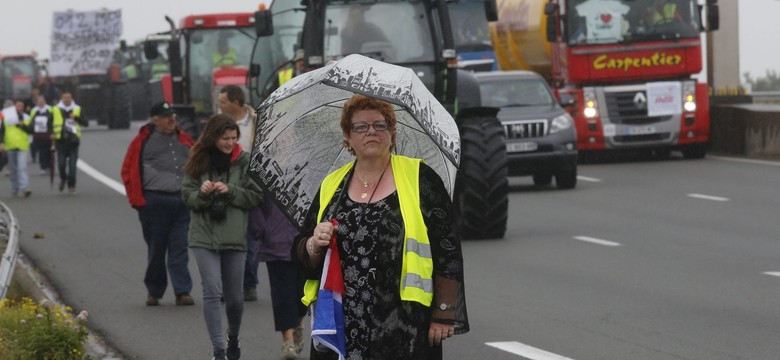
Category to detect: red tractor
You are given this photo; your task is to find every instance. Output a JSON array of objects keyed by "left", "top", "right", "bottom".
[
  {"left": 145, "top": 13, "right": 257, "bottom": 137},
  {"left": 0, "top": 54, "right": 40, "bottom": 107}
]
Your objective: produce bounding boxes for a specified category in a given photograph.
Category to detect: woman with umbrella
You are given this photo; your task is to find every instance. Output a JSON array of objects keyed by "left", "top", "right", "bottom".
[{"left": 293, "top": 94, "right": 469, "bottom": 359}]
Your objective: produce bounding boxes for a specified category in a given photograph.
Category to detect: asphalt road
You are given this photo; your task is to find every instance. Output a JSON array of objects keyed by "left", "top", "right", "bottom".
[{"left": 5, "top": 121, "right": 780, "bottom": 359}]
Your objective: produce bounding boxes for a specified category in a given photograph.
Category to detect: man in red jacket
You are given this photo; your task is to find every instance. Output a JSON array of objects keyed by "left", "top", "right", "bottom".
[{"left": 121, "top": 101, "right": 196, "bottom": 306}]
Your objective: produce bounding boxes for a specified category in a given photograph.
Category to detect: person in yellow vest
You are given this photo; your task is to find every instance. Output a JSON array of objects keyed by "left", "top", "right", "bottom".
[
  {"left": 647, "top": 0, "right": 682, "bottom": 26},
  {"left": 212, "top": 37, "right": 238, "bottom": 67},
  {"left": 52, "top": 92, "right": 87, "bottom": 194},
  {"left": 0, "top": 99, "right": 33, "bottom": 197},
  {"left": 292, "top": 94, "right": 469, "bottom": 359}
]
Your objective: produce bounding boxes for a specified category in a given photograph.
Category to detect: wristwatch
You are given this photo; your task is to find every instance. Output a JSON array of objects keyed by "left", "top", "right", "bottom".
[{"left": 438, "top": 303, "right": 452, "bottom": 311}]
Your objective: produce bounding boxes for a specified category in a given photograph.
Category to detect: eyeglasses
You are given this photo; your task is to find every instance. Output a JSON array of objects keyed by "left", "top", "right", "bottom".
[{"left": 351, "top": 121, "right": 389, "bottom": 133}]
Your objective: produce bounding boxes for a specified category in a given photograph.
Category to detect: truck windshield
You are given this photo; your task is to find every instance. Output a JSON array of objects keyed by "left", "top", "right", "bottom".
[
  {"left": 566, "top": 0, "right": 701, "bottom": 45},
  {"left": 449, "top": 0, "right": 492, "bottom": 52},
  {"left": 323, "top": 1, "right": 434, "bottom": 64},
  {"left": 186, "top": 27, "right": 255, "bottom": 114},
  {"left": 2, "top": 58, "right": 36, "bottom": 78}
]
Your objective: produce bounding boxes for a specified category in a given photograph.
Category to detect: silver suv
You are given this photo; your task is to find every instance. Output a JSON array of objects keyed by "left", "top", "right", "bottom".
[{"left": 472, "top": 70, "right": 578, "bottom": 189}]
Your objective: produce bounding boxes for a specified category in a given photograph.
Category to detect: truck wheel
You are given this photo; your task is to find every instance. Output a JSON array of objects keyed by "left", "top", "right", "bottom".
[
  {"left": 682, "top": 144, "right": 707, "bottom": 159},
  {"left": 532, "top": 173, "right": 553, "bottom": 186},
  {"left": 453, "top": 116, "right": 508, "bottom": 240},
  {"left": 555, "top": 167, "right": 577, "bottom": 189},
  {"left": 108, "top": 84, "right": 131, "bottom": 129}
]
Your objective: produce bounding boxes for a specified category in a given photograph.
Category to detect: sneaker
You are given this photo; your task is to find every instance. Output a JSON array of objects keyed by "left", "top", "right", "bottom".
[
  {"left": 58, "top": 179, "right": 66, "bottom": 192},
  {"left": 243, "top": 288, "right": 257, "bottom": 302},
  {"left": 212, "top": 348, "right": 226, "bottom": 360},
  {"left": 38, "top": 170, "right": 47, "bottom": 176},
  {"left": 68, "top": 187, "right": 76, "bottom": 194},
  {"left": 146, "top": 293, "right": 159, "bottom": 306},
  {"left": 175, "top": 293, "right": 195, "bottom": 306},
  {"left": 226, "top": 335, "right": 240, "bottom": 360},
  {"left": 293, "top": 325, "right": 304, "bottom": 353},
  {"left": 280, "top": 341, "right": 297, "bottom": 360},
  {"left": 23, "top": 189, "right": 31, "bottom": 198}
]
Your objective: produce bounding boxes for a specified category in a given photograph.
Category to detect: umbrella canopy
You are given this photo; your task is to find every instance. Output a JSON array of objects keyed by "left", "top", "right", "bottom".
[{"left": 248, "top": 54, "right": 460, "bottom": 228}]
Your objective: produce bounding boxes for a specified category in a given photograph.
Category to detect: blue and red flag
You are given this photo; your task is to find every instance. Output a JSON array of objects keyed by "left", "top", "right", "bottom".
[{"left": 311, "top": 219, "right": 347, "bottom": 359}]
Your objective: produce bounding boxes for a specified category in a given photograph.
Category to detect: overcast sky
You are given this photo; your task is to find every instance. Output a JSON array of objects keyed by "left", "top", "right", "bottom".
[{"left": 0, "top": 0, "right": 775, "bottom": 82}]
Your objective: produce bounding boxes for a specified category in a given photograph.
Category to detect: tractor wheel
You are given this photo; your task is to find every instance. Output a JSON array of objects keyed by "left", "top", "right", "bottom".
[
  {"left": 453, "top": 116, "right": 508, "bottom": 240},
  {"left": 108, "top": 84, "right": 131, "bottom": 129}
]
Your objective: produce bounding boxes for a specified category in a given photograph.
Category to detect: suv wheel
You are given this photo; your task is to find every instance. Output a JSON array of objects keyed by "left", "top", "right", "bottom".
[{"left": 555, "top": 167, "right": 577, "bottom": 189}]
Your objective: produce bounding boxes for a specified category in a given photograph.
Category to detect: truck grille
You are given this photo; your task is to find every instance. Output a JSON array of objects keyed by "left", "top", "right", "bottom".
[
  {"left": 604, "top": 91, "right": 670, "bottom": 125},
  {"left": 503, "top": 120, "right": 547, "bottom": 139},
  {"left": 613, "top": 133, "right": 671, "bottom": 143}
]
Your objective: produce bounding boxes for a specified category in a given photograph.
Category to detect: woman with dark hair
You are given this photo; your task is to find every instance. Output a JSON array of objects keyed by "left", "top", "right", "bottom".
[
  {"left": 182, "top": 114, "right": 263, "bottom": 360},
  {"left": 293, "top": 94, "right": 469, "bottom": 359}
]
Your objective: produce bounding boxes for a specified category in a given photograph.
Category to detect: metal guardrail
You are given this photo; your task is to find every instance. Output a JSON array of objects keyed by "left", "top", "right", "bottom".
[{"left": 0, "top": 201, "right": 20, "bottom": 300}]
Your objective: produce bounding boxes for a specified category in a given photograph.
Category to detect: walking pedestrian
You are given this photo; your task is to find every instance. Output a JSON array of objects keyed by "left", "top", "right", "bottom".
[
  {"left": 217, "top": 84, "right": 260, "bottom": 301},
  {"left": 181, "top": 114, "right": 263, "bottom": 360},
  {"left": 0, "top": 99, "right": 33, "bottom": 197},
  {"left": 121, "top": 101, "right": 195, "bottom": 307},
  {"left": 294, "top": 95, "right": 469, "bottom": 359},
  {"left": 29, "top": 95, "right": 54, "bottom": 175},
  {"left": 52, "top": 92, "right": 87, "bottom": 194},
  {"left": 249, "top": 202, "right": 307, "bottom": 359}
]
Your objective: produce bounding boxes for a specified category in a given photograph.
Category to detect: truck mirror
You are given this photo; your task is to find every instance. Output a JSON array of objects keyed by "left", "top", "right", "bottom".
[
  {"left": 144, "top": 41, "right": 159, "bottom": 60},
  {"left": 546, "top": 13, "right": 557, "bottom": 42},
  {"left": 255, "top": 10, "right": 274, "bottom": 37},
  {"left": 249, "top": 64, "right": 261, "bottom": 78},
  {"left": 484, "top": 0, "right": 498, "bottom": 22},
  {"left": 707, "top": 5, "right": 719, "bottom": 31},
  {"left": 191, "top": 33, "right": 204, "bottom": 44},
  {"left": 544, "top": 3, "right": 556, "bottom": 16}
]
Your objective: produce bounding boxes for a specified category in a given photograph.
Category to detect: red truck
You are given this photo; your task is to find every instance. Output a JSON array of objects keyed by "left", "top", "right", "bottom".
[{"left": 492, "top": 0, "right": 719, "bottom": 158}]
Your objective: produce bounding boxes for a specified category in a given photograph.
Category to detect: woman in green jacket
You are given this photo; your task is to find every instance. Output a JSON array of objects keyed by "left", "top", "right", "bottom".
[{"left": 182, "top": 114, "right": 263, "bottom": 360}]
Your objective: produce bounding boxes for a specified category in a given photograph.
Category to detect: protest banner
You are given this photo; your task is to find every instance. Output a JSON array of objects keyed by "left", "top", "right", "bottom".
[{"left": 49, "top": 9, "right": 122, "bottom": 77}]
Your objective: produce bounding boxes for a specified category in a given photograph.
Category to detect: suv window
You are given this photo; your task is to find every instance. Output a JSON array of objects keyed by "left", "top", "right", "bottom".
[{"left": 479, "top": 77, "right": 555, "bottom": 108}]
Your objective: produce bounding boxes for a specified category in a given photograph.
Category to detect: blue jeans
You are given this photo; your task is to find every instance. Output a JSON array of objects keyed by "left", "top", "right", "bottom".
[
  {"left": 244, "top": 232, "right": 259, "bottom": 290},
  {"left": 137, "top": 192, "right": 192, "bottom": 298},
  {"left": 7, "top": 150, "right": 29, "bottom": 194},
  {"left": 56, "top": 142, "right": 78, "bottom": 188}
]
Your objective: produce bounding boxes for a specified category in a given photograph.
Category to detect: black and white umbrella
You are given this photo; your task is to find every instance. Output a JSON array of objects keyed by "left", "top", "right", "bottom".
[{"left": 248, "top": 54, "right": 460, "bottom": 228}]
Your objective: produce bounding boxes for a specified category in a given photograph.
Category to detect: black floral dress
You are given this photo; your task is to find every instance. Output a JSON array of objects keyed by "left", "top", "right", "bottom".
[{"left": 294, "top": 163, "right": 469, "bottom": 360}]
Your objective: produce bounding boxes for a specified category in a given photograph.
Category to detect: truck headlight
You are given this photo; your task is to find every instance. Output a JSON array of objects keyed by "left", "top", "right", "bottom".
[
  {"left": 550, "top": 114, "right": 573, "bottom": 134},
  {"left": 683, "top": 82, "right": 696, "bottom": 112},
  {"left": 583, "top": 89, "right": 598, "bottom": 118}
]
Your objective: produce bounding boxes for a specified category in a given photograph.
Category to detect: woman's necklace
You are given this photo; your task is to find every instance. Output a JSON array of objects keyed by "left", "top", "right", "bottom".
[{"left": 356, "top": 158, "right": 391, "bottom": 201}]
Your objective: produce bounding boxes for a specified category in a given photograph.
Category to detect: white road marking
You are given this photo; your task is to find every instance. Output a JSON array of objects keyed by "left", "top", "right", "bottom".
[
  {"left": 486, "top": 341, "right": 575, "bottom": 360},
  {"left": 687, "top": 193, "right": 729, "bottom": 202},
  {"left": 763, "top": 272, "right": 780, "bottom": 278},
  {"left": 576, "top": 176, "right": 602, "bottom": 182},
  {"left": 709, "top": 155, "right": 780, "bottom": 167},
  {"left": 573, "top": 236, "right": 621, "bottom": 247},
  {"left": 77, "top": 159, "right": 126, "bottom": 195}
]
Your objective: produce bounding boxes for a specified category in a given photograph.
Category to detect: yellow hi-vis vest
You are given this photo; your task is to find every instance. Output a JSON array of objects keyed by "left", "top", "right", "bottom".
[
  {"left": 212, "top": 49, "right": 238, "bottom": 66},
  {"left": 2, "top": 113, "right": 31, "bottom": 150},
  {"left": 302, "top": 155, "right": 434, "bottom": 307},
  {"left": 652, "top": 3, "right": 678, "bottom": 24},
  {"left": 52, "top": 106, "right": 82, "bottom": 140},
  {"left": 278, "top": 68, "right": 294, "bottom": 86}
]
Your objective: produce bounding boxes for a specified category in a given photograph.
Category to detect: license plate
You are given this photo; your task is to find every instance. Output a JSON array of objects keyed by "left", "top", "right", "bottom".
[
  {"left": 506, "top": 141, "right": 538, "bottom": 153},
  {"left": 627, "top": 126, "right": 656, "bottom": 135}
]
